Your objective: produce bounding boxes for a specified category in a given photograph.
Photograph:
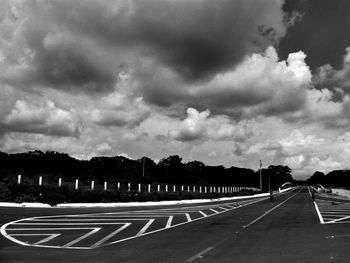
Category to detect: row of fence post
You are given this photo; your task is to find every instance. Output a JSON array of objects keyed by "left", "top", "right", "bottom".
[{"left": 16, "top": 174, "right": 256, "bottom": 193}]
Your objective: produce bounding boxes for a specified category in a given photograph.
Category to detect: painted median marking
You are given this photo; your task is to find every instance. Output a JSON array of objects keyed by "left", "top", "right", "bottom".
[
  {"left": 1, "top": 197, "right": 267, "bottom": 249},
  {"left": 314, "top": 199, "right": 350, "bottom": 224}
]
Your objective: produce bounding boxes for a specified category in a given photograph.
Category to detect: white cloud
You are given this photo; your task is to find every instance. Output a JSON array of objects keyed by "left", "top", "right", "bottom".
[
  {"left": 171, "top": 108, "right": 252, "bottom": 142},
  {"left": 3, "top": 99, "right": 82, "bottom": 137}
]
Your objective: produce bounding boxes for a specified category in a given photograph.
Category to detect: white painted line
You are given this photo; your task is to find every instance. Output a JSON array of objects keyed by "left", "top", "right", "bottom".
[
  {"left": 63, "top": 227, "right": 101, "bottom": 247},
  {"left": 1, "top": 195, "right": 270, "bottom": 249},
  {"left": 218, "top": 207, "right": 228, "bottom": 211},
  {"left": 8, "top": 233, "right": 61, "bottom": 246},
  {"left": 210, "top": 209, "right": 219, "bottom": 214},
  {"left": 326, "top": 234, "right": 350, "bottom": 239},
  {"left": 91, "top": 223, "right": 131, "bottom": 248},
  {"left": 243, "top": 191, "right": 299, "bottom": 229},
  {"left": 136, "top": 219, "right": 155, "bottom": 236},
  {"left": 186, "top": 213, "right": 192, "bottom": 222},
  {"left": 185, "top": 246, "right": 215, "bottom": 262},
  {"left": 314, "top": 202, "right": 325, "bottom": 224},
  {"left": 166, "top": 216, "right": 173, "bottom": 228},
  {"left": 307, "top": 186, "right": 312, "bottom": 196},
  {"left": 199, "top": 211, "right": 207, "bottom": 217},
  {"left": 34, "top": 233, "right": 61, "bottom": 245},
  {"left": 327, "top": 215, "right": 350, "bottom": 224}
]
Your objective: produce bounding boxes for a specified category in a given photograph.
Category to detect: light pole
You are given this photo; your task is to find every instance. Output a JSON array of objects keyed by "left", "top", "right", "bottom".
[
  {"left": 142, "top": 157, "right": 145, "bottom": 178},
  {"left": 259, "top": 160, "right": 262, "bottom": 191}
]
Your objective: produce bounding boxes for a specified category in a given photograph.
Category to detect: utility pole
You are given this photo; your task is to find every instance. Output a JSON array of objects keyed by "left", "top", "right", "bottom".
[
  {"left": 142, "top": 157, "right": 145, "bottom": 178},
  {"left": 259, "top": 160, "right": 262, "bottom": 191}
]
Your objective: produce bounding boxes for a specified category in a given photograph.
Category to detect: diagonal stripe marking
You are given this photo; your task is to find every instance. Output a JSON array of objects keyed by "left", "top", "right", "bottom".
[
  {"left": 136, "top": 219, "right": 155, "bottom": 236},
  {"left": 63, "top": 227, "right": 101, "bottom": 248},
  {"left": 91, "top": 223, "right": 131, "bottom": 248}
]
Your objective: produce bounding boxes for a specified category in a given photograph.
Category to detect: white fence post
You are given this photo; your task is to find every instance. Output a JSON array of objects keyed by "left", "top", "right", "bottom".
[
  {"left": 205, "top": 186, "right": 207, "bottom": 193},
  {"left": 128, "top": 183, "right": 131, "bottom": 191},
  {"left": 17, "top": 174, "right": 21, "bottom": 184},
  {"left": 117, "top": 182, "right": 120, "bottom": 191},
  {"left": 75, "top": 179, "right": 79, "bottom": 190},
  {"left": 138, "top": 183, "right": 141, "bottom": 192},
  {"left": 157, "top": 184, "right": 160, "bottom": 192},
  {"left": 165, "top": 185, "right": 168, "bottom": 192},
  {"left": 148, "top": 184, "right": 151, "bottom": 193},
  {"left": 104, "top": 181, "right": 107, "bottom": 191},
  {"left": 173, "top": 185, "right": 176, "bottom": 192},
  {"left": 38, "top": 176, "right": 42, "bottom": 186},
  {"left": 187, "top": 186, "right": 190, "bottom": 192},
  {"left": 199, "top": 186, "right": 202, "bottom": 193},
  {"left": 58, "top": 178, "right": 62, "bottom": 187},
  {"left": 91, "top": 180, "right": 95, "bottom": 190},
  {"left": 181, "top": 185, "right": 184, "bottom": 191}
]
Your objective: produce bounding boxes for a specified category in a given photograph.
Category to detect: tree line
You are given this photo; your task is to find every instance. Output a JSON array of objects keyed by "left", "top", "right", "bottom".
[
  {"left": 307, "top": 170, "right": 350, "bottom": 188},
  {"left": 0, "top": 150, "right": 293, "bottom": 190}
]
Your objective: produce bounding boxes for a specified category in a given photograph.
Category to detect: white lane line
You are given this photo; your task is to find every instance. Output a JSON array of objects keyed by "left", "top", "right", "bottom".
[
  {"left": 185, "top": 190, "right": 300, "bottom": 263},
  {"left": 136, "top": 219, "right": 155, "bottom": 236},
  {"left": 326, "top": 234, "right": 350, "bottom": 239},
  {"left": 243, "top": 191, "right": 299, "bottom": 229},
  {"left": 218, "top": 207, "right": 228, "bottom": 211},
  {"left": 89, "top": 197, "right": 269, "bottom": 249},
  {"left": 90, "top": 223, "right": 131, "bottom": 248},
  {"left": 34, "top": 233, "right": 61, "bottom": 245},
  {"left": 8, "top": 233, "right": 61, "bottom": 246},
  {"left": 185, "top": 246, "right": 215, "bottom": 262},
  {"left": 2, "top": 196, "right": 269, "bottom": 249},
  {"left": 166, "top": 216, "right": 173, "bottom": 228},
  {"left": 327, "top": 215, "right": 350, "bottom": 224},
  {"left": 210, "top": 209, "right": 219, "bottom": 214},
  {"left": 199, "top": 211, "right": 207, "bottom": 217},
  {"left": 314, "top": 202, "right": 325, "bottom": 224},
  {"left": 186, "top": 213, "right": 192, "bottom": 222},
  {"left": 63, "top": 227, "right": 101, "bottom": 247}
]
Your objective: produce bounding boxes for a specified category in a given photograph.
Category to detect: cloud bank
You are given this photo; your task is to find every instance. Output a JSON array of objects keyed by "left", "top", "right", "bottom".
[{"left": 1, "top": 0, "right": 350, "bottom": 179}]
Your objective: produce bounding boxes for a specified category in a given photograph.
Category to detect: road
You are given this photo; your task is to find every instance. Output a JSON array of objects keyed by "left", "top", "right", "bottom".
[{"left": 0, "top": 187, "right": 349, "bottom": 262}]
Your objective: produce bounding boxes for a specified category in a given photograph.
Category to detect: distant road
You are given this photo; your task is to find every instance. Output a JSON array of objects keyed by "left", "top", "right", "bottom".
[{"left": 1, "top": 188, "right": 349, "bottom": 262}]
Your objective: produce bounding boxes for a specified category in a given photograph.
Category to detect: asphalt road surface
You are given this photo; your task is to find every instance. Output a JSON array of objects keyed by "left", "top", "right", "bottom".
[{"left": 1, "top": 187, "right": 349, "bottom": 262}]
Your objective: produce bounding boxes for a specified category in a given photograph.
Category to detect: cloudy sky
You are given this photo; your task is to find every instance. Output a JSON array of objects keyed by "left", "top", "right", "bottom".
[{"left": 1, "top": 0, "right": 350, "bottom": 179}]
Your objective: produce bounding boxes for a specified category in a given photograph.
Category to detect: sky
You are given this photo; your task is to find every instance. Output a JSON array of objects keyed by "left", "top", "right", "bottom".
[{"left": 1, "top": 0, "right": 350, "bottom": 180}]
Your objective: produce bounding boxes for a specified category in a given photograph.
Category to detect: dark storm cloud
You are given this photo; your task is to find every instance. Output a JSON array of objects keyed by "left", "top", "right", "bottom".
[
  {"left": 60, "top": 0, "right": 287, "bottom": 80},
  {"left": 280, "top": 0, "right": 350, "bottom": 71},
  {"left": 2, "top": 0, "right": 289, "bottom": 94}
]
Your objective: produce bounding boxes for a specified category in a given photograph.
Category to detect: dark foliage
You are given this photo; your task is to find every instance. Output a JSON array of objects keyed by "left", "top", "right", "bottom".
[
  {"left": 307, "top": 170, "right": 350, "bottom": 189},
  {"left": 0, "top": 150, "right": 295, "bottom": 204}
]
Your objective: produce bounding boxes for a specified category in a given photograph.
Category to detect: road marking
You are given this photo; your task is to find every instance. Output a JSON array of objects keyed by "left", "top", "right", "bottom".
[
  {"left": 8, "top": 233, "right": 61, "bottom": 246},
  {"left": 185, "top": 190, "right": 299, "bottom": 262},
  {"left": 327, "top": 215, "right": 350, "bottom": 224},
  {"left": 243, "top": 191, "right": 300, "bottom": 229},
  {"left": 63, "top": 227, "right": 101, "bottom": 247},
  {"left": 136, "top": 219, "right": 154, "bottom": 236},
  {"left": 2, "top": 196, "right": 275, "bottom": 249},
  {"left": 326, "top": 234, "right": 350, "bottom": 239},
  {"left": 185, "top": 246, "right": 215, "bottom": 262},
  {"left": 166, "top": 216, "right": 173, "bottom": 228},
  {"left": 199, "top": 211, "right": 207, "bottom": 217},
  {"left": 90, "top": 223, "right": 131, "bottom": 248},
  {"left": 314, "top": 202, "right": 325, "bottom": 224},
  {"left": 34, "top": 233, "right": 61, "bottom": 245}
]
